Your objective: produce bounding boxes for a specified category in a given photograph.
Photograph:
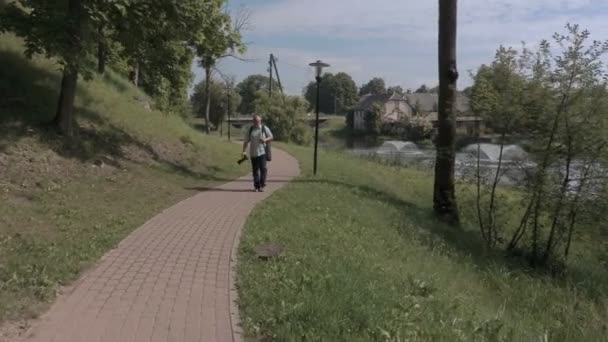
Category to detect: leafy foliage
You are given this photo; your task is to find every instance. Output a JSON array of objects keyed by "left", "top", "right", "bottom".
[
  {"left": 191, "top": 78, "right": 241, "bottom": 128},
  {"left": 0, "top": 0, "right": 242, "bottom": 131},
  {"left": 387, "top": 85, "right": 405, "bottom": 95},
  {"left": 364, "top": 103, "right": 382, "bottom": 135},
  {"left": 252, "top": 92, "right": 311, "bottom": 145},
  {"left": 236, "top": 74, "right": 279, "bottom": 114},
  {"left": 468, "top": 24, "right": 608, "bottom": 266},
  {"left": 415, "top": 84, "right": 439, "bottom": 93},
  {"left": 303, "top": 72, "right": 359, "bottom": 115},
  {"left": 359, "top": 77, "right": 386, "bottom": 96}
]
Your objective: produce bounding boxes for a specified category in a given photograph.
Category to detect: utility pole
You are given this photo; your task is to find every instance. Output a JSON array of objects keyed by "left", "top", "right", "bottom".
[
  {"left": 268, "top": 54, "right": 273, "bottom": 98},
  {"left": 220, "top": 110, "right": 223, "bottom": 137},
  {"left": 271, "top": 55, "right": 285, "bottom": 100}
]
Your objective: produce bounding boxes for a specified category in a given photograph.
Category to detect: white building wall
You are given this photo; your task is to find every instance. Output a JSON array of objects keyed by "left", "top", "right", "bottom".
[{"left": 353, "top": 111, "right": 366, "bottom": 131}]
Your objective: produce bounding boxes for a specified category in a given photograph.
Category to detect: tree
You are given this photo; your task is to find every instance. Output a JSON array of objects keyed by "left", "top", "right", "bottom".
[
  {"left": 364, "top": 103, "right": 382, "bottom": 134},
  {"left": 388, "top": 85, "right": 405, "bottom": 96},
  {"left": 252, "top": 91, "right": 311, "bottom": 145},
  {"left": 303, "top": 72, "right": 358, "bottom": 115},
  {"left": 191, "top": 78, "right": 241, "bottom": 129},
  {"left": 1, "top": 0, "right": 226, "bottom": 134},
  {"left": 469, "top": 47, "right": 528, "bottom": 246},
  {"left": 359, "top": 77, "right": 386, "bottom": 95},
  {"left": 465, "top": 24, "right": 608, "bottom": 267},
  {"left": 434, "top": 0, "right": 460, "bottom": 224},
  {"left": 415, "top": 84, "right": 439, "bottom": 93},
  {"left": 236, "top": 74, "right": 279, "bottom": 114},
  {"left": 106, "top": 0, "right": 227, "bottom": 114},
  {"left": 304, "top": 73, "right": 334, "bottom": 114},
  {"left": 195, "top": 4, "right": 247, "bottom": 133},
  {"left": 471, "top": 48, "right": 529, "bottom": 133},
  {"left": 330, "top": 72, "right": 359, "bottom": 114},
  {"left": 1, "top": 0, "right": 127, "bottom": 136},
  {"left": 415, "top": 84, "right": 429, "bottom": 93}
]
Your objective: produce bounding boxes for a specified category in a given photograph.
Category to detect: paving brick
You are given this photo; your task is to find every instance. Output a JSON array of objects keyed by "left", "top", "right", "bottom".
[{"left": 20, "top": 147, "right": 299, "bottom": 342}]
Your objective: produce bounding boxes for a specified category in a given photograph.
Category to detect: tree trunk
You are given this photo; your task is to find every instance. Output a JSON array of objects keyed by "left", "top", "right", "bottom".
[
  {"left": 433, "top": 0, "right": 460, "bottom": 225},
  {"left": 204, "top": 66, "right": 211, "bottom": 134},
  {"left": 54, "top": 67, "right": 79, "bottom": 136},
  {"left": 129, "top": 62, "right": 139, "bottom": 86},
  {"left": 53, "top": 0, "right": 83, "bottom": 137},
  {"left": 97, "top": 25, "right": 106, "bottom": 74}
]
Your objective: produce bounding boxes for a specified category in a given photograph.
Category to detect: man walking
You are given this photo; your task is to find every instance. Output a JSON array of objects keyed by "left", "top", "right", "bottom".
[{"left": 242, "top": 114, "right": 273, "bottom": 192}]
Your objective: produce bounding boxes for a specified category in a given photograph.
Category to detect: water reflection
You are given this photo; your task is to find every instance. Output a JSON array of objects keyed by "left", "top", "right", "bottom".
[
  {"left": 345, "top": 139, "right": 604, "bottom": 195},
  {"left": 347, "top": 139, "right": 534, "bottom": 186}
]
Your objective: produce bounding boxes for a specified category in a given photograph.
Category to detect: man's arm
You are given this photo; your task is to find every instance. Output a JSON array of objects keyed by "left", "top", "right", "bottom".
[
  {"left": 242, "top": 140, "right": 249, "bottom": 155},
  {"left": 242, "top": 130, "right": 250, "bottom": 155},
  {"left": 263, "top": 126, "right": 274, "bottom": 143}
]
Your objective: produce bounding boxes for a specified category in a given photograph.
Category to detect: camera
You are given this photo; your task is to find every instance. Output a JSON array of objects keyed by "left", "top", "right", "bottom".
[{"left": 237, "top": 154, "right": 249, "bottom": 165}]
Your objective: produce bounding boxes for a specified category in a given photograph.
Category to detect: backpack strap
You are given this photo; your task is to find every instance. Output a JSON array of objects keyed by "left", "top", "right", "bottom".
[{"left": 249, "top": 125, "right": 269, "bottom": 140}]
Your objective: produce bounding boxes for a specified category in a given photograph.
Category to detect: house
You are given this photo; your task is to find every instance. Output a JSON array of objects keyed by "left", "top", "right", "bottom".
[
  {"left": 351, "top": 93, "right": 413, "bottom": 130},
  {"left": 423, "top": 112, "right": 485, "bottom": 136},
  {"left": 350, "top": 91, "right": 484, "bottom": 136},
  {"left": 407, "top": 93, "right": 485, "bottom": 135}
]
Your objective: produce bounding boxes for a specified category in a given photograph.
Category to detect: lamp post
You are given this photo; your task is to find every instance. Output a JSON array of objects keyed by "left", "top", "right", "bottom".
[
  {"left": 226, "top": 84, "right": 232, "bottom": 141},
  {"left": 309, "top": 60, "right": 330, "bottom": 176}
]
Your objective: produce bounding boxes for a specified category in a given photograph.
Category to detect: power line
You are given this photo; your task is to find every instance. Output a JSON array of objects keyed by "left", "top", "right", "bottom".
[{"left": 281, "top": 61, "right": 310, "bottom": 72}]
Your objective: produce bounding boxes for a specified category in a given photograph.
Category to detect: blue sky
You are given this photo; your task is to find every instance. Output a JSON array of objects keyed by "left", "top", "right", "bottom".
[{"left": 192, "top": 0, "right": 608, "bottom": 95}]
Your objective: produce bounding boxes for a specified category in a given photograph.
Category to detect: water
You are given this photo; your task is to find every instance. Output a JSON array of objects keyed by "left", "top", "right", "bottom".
[
  {"left": 377, "top": 141, "right": 422, "bottom": 154},
  {"left": 460, "top": 143, "right": 528, "bottom": 162},
  {"left": 346, "top": 140, "right": 535, "bottom": 186}
]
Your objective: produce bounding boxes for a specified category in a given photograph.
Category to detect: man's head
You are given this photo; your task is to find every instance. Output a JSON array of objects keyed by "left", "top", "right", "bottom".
[{"left": 253, "top": 114, "right": 262, "bottom": 127}]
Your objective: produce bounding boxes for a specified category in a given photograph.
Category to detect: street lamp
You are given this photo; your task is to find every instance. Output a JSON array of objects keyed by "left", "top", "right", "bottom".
[
  {"left": 309, "top": 60, "right": 330, "bottom": 176},
  {"left": 226, "top": 84, "right": 232, "bottom": 141}
]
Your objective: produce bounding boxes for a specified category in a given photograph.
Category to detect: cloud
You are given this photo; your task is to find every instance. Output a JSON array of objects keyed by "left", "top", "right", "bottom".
[
  {"left": 192, "top": 0, "right": 608, "bottom": 95},
  {"left": 252, "top": 0, "right": 607, "bottom": 44}
]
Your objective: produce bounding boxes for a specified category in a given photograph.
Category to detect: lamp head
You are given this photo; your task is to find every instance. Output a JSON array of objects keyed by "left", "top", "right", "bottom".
[{"left": 309, "top": 60, "right": 330, "bottom": 79}]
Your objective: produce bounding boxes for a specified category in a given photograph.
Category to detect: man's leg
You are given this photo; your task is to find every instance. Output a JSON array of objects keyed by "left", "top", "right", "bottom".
[
  {"left": 260, "top": 156, "right": 268, "bottom": 189},
  {"left": 251, "top": 156, "right": 261, "bottom": 190}
]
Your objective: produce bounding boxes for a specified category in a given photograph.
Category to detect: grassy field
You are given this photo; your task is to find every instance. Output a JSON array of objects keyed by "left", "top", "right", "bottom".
[
  {"left": 237, "top": 144, "right": 607, "bottom": 341},
  {"left": 0, "top": 34, "right": 248, "bottom": 323}
]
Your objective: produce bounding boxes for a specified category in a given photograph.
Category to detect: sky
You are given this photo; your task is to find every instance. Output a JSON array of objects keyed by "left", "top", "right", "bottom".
[{"left": 191, "top": 0, "right": 608, "bottom": 95}]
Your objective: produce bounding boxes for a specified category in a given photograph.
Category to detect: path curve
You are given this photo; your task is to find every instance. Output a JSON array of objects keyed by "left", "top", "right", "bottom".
[{"left": 22, "top": 148, "right": 300, "bottom": 342}]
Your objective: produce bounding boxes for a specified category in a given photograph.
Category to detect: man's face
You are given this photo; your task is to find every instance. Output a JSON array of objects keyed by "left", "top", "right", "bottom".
[{"left": 253, "top": 115, "right": 262, "bottom": 126}]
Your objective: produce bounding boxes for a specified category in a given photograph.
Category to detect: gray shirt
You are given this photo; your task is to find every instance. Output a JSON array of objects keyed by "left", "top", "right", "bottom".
[{"left": 245, "top": 125, "right": 273, "bottom": 157}]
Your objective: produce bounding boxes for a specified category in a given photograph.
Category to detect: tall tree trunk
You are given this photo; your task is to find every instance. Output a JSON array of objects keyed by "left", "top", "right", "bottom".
[
  {"left": 53, "top": 0, "right": 83, "bottom": 137},
  {"left": 204, "top": 66, "right": 211, "bottom": 134},
  {"left": 129, "top": 62, "right": 139, "bottom": 86},
  {"left": 433, "top": 0, "right": 460, "bottom": 225},
  {"left": 54, "top": 68, "right": 79, "bottom": 136},
  {"left": 97, "top": 25, "right": 106, "bottom": 74}
]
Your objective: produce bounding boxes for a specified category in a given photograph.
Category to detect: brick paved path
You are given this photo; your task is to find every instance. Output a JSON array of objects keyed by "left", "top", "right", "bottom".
[{"left": 22, "top": 148, "right": 299, "bottom": 342}]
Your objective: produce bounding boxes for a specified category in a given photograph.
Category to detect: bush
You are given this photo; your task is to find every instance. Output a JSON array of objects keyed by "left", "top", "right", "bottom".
[
  {"left": 253, "top": 91, "right": 311, "bottom": 145},
  {"left": 364, "top": 104, "right": 382, "bottom": 135},
  {"left": 290, "top": 122, "right": 312, "bottom": 145}
]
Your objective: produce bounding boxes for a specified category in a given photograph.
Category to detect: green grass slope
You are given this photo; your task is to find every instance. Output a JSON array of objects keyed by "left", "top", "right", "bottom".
[
  {"left": 237, "top": 144, "right": 608, "bottom": 341},
  {"left": 0, "top": 34, "right": 247, "bottom": 323}
]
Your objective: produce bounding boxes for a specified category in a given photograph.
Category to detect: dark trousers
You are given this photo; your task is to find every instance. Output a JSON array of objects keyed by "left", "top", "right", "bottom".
[{"left": 251, "top": 155, "right": 267, "bottom": 189}]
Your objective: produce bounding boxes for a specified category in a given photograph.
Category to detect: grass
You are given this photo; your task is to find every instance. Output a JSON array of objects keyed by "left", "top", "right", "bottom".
[
  {"left": 237, "top": 143, "right": 608, "bottom": 341},
  {"left": 317, "top": 116, "right": 349, "bottom": 150},
  {"left": 0, "top": 33, "right": 248, "bottom": 323}
]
